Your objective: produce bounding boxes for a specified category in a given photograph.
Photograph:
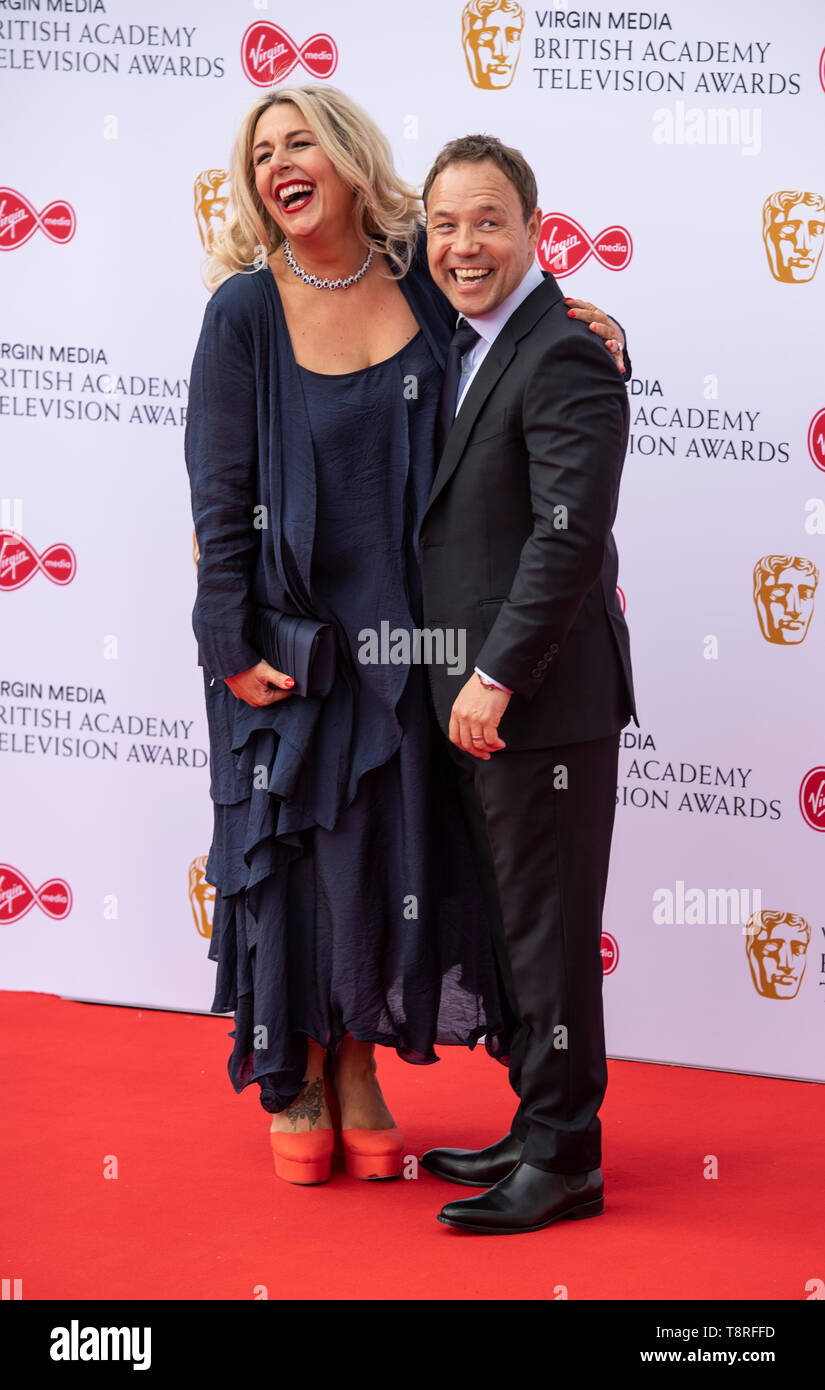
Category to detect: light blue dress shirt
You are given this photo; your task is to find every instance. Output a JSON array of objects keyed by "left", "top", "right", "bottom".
[{"left": 452, "top": 261, "right": 545, "bottom": 694}]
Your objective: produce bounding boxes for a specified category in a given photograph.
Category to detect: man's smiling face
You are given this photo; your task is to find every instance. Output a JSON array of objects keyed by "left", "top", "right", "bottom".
[{"left": 426, "top": 159, "right": 540, "bottom": 316}]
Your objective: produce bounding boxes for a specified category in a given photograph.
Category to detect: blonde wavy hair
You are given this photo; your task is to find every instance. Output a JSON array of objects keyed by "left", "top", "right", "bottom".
[{"left": 203, "top": 86, "right": 422, "bottom": 290}]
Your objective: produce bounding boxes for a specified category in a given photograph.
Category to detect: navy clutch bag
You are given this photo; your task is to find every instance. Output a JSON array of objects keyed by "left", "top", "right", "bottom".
[{"left": 250, "top": 606, "right": 336, "bottom": 698}]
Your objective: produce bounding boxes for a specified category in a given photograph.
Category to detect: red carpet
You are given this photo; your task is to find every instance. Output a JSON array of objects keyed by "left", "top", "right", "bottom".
[{"left": 1, "top": 990, "right": 821, "bottom": 1301}]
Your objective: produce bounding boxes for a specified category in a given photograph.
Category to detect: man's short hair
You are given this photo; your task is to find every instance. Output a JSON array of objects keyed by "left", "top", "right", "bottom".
[{"left": 422, "top": 134, "right": 538, "bottom": 223}]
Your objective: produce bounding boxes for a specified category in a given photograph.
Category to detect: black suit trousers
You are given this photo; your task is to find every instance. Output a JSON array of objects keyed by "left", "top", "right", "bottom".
[{"left": 446, "top": 731, "right": 620, "bottom": 1173}]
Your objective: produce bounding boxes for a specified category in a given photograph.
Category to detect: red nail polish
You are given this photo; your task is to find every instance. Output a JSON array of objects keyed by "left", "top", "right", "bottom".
[
  {"left": 567, "top": 309, "right": 576, "bottom": 318},
  {"left": 285, "top": 678, "right": 294, "bottom": 686}
]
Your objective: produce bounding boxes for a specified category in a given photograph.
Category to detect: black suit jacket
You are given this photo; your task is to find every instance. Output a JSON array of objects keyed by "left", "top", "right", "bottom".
[{"left": 419, "top": 272, "right": 636, "bottom": 752}]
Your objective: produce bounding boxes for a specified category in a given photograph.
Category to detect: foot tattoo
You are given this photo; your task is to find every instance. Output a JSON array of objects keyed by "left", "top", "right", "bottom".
[{"left": 284, "top": 1077, "right": 325, "bottom": 1130}]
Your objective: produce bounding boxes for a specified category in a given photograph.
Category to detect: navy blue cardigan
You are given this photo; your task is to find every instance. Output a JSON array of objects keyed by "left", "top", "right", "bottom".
[{"left": 184, "top": 226, "right": 454, "bottom": 826}]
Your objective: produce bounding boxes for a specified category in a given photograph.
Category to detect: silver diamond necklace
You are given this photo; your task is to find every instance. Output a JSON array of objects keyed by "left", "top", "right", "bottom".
[{"left": 282, "top": 236, "right": 373, "bottom": 290}]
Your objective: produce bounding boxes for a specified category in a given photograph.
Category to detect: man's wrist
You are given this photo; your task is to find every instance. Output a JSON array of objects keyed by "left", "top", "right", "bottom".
[{"left": 474, "top": 666, "right": 513, "bottom": 695}]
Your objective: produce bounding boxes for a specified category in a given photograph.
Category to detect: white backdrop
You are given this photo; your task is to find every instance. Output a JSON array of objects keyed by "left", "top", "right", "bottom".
[{"left": 1, "top": 0, "right": 822, "bottom": 1082}]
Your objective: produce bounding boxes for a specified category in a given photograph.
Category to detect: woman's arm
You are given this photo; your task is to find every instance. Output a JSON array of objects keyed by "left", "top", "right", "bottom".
[
  {"left": 184, "top": 296, "right": 263, "bottom": 682},
  {"left": 564, "top": 297, "right": 631, "bottom": 378}
]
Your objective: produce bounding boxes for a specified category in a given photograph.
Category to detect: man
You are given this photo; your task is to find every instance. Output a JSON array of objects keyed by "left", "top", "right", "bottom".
[{"left": 418, "top": 135, "right": 636, "bottom": 1234}]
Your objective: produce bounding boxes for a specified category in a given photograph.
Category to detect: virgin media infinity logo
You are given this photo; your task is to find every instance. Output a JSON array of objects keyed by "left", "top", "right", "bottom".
[
  {"left": 0, "top": 531, "right": 77, "bottom": 590},
  {"left": 799, "top": 767, "right": 825, "bottom": 832},
  {"left": 240, "top": 21, "right": 338, "bottom": 86},
  {"left": 600, "top": 932, "right": 619, "bottom": 975},
  {"left": 0, "top": 188, "right": 76, "bottom": 251},
  {"left": 808, "top": 408, "right": 825, "bottom": 472},
  {"left": 0, "top": 864, "right": 72, "bottom": 924},
  {"left": 538, "top": 213, "right": 632, "bottom": 278}
]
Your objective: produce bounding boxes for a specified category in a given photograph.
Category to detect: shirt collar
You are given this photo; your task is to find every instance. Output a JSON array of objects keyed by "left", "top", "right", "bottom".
[{"left": 460, "top": 260, "right": 545, "bottom": 347}]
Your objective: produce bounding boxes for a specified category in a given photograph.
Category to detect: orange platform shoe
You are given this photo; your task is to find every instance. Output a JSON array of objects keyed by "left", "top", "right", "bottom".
[
  {"left": 323, "top": 1043, "right": 404, "bottom": 1179},
  {"left": 269, "top": 1127, "right": 335, "bottom": 1184},
  {"left": 269, "top": 1074, "right": 338, "bottom": 1184},
  {"left": 340, "top": 1127, "right": 405, "bottom": 1180}
]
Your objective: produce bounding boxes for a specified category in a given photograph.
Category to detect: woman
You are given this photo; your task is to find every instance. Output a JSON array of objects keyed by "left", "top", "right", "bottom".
[{"left": 184, "top": 85, "right": 628, "bottom": 1185}]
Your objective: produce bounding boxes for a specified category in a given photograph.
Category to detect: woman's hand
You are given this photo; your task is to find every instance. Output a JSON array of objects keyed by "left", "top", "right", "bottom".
[
  {"left": 564, "top": 297, "right": 626, "bottom": 374},
  {"left": 224, "top": 660, "right": 295, "bottom": 706}
]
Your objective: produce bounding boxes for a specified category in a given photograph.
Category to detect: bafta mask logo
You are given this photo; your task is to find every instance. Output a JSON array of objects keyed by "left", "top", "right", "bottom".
[
  {"left": 762, "top": 191, "right": 825, "bottom": 283},
  {"left": 188, "top": 855, "right": 215, "bottom": 939},
  {"left": 745, "top": 910, "right": 810, "bottom": 999},
  {"left": 194, "top": 169, "right": 230, "bottom": 252},
  {"left": 462, "top": 0, "right": 524, "bottom": 89},
  {"left": 753, "top": 555, "right": 818, "bottom": 645}
]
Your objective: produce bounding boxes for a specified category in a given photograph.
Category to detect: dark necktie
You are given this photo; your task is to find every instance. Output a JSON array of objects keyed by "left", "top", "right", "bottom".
[{"left": 435, "top": 318, "right": 481, "bottom": 459}]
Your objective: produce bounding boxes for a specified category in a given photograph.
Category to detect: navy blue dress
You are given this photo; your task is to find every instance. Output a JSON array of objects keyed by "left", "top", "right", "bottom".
[{"left": 185, "top": 241, "right": 506, "bottom": 1114}]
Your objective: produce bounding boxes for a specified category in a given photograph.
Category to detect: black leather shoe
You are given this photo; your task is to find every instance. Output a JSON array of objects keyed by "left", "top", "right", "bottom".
[
  {"left": 419, "top": 1133, "right": 524, "bottom": 1188},
  {"left": 437, "top": 1162, "right": 604, "bottom": 1233}
]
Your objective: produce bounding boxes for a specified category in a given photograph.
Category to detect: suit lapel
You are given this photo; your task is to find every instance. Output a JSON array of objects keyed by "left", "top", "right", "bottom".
[
  {"left": 423, "top": 274, "right": 564, "bottom": 519},
  {"left": 425, "top": 333, "right": 515, "bottom": 515}
]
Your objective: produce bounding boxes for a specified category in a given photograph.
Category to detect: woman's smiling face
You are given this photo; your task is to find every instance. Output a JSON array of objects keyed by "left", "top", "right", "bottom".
[{"left": 251, "top": 101, "right": 354, "bottom": 243}]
